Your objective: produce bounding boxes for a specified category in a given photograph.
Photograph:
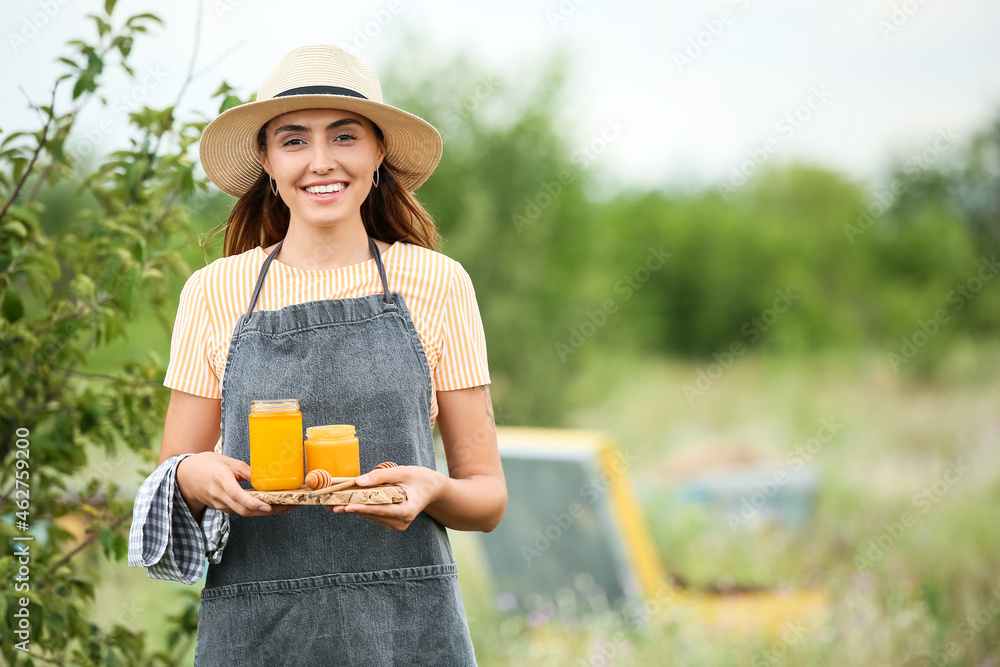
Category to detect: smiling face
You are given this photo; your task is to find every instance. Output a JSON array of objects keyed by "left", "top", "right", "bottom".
[{"left": 258, "top": 108, "right": 385, "bottom": 233}]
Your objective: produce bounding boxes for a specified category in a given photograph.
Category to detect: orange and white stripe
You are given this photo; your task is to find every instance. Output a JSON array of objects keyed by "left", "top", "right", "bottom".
[{"left": 164, "top": 242, "right": 490, "bottom": 452}]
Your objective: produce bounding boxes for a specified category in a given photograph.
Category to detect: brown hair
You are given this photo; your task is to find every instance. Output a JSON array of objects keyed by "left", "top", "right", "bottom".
[{"left": 220, "top": 122, "right": 439, "bottom": 256}]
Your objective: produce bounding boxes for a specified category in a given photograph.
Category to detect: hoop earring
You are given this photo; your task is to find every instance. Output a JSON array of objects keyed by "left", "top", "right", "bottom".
[
  {"left": 269, "top": 174, "right": 278, "bottom": 196},
  {"left": 372, "top": 167, "right": 380, "bottom": 188}
]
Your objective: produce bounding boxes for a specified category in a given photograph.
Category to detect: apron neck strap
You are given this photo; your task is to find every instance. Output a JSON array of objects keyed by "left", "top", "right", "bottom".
[
  {"left": 242, "top": 238, "right": 284, "bottom": 326},
  {"left": 241, "top": 236, "right": 392, "bottom": 327},
  {"left": 368, "top": 236, "right": 393, "bottom": 305}
]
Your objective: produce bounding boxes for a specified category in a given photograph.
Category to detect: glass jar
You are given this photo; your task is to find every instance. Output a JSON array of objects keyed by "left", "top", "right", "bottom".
[
  {"left": 248, "top": 399, "right": 304, "bottom": 491},
  {"left": 304, "top": 424, "right": 360, "bottom": 478}
]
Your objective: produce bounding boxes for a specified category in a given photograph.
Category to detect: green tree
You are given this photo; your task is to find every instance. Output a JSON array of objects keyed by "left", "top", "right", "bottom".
[
  {"left": 0, "top": 3, "right": 221, "bottom": 663},
  {"left": 380, "top": 44, "right": 602, "bottom": 425}
]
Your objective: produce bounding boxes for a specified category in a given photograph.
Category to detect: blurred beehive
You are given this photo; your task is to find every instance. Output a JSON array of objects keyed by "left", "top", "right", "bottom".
[{"left": 481, "top": 427, "right": 827, "bottom": 636}]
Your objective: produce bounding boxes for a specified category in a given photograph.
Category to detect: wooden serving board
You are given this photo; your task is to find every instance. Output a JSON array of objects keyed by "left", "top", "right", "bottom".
[{"left": 246, "top": 484, "right": 406, "bottom": 506}]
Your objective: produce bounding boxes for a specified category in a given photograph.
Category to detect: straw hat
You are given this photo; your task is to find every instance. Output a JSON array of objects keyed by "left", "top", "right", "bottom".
[{"left": 199, "top": 45, "right": 442, "bottom": 196}]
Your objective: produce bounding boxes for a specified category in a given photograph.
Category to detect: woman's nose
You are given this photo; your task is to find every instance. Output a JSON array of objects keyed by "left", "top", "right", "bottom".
[{"left": 308, "top": 144, "right": 337, "bottom": 173}]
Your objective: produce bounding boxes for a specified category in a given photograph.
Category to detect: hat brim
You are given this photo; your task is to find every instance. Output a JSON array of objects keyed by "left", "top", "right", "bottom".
[{"left": 199, "top": 94, "right": 443, "bottom": 197}]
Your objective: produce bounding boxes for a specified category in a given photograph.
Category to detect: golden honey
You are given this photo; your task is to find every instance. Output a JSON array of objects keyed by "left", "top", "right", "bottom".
[
  {"left": 248, "top": 399, "right": 304, "bottom": 491},
  {"left": 304, "top": 425, "right": 360, "bottom": 478}
]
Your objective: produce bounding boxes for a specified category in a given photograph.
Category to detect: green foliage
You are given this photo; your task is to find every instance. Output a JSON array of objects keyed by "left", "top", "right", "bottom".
[
  {"left": 0, "top": 5, "right": 204, "bottom": 664},
  {"left": 603, "top": 165, "right": 993, "bottom": 359},
  {"left": 380, "top": 45, "right": 598, "bottom": 425},
  {"left": 379, "top": 42, "right": 1000, "bottom": 424}
]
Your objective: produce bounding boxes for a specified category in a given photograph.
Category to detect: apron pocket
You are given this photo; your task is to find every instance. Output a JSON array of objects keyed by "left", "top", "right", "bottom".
[{"left": 195, "top": 563, "right": 477, "bottom": 667}]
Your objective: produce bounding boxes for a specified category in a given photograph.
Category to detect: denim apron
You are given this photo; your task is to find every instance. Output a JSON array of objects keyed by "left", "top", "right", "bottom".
[{"left": 193, "top": 238, "right": 477, "bottom": 666}]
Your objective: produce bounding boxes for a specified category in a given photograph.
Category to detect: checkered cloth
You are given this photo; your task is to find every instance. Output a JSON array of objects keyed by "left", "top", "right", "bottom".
[{"left": 127, "top": 453, "right": 229, "bottom": 585}]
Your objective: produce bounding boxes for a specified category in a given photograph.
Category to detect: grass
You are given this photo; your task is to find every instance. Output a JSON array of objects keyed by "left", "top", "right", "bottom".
[{"left": 83, "top": 346, "right": 1000, "bottom": 665}]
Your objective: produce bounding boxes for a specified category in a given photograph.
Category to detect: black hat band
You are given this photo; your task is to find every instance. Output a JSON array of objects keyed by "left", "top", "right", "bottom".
[{"left": 275, "top": 85, "right": 368, "bottom": 99}]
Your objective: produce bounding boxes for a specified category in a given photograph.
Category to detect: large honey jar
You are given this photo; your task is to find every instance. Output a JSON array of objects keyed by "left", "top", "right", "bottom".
[
  {"left": 248, "top": 399, "right": 304, "bottom": 491},
  {"left": 304, "top": 425, "right": 360, "bottom": 478}
]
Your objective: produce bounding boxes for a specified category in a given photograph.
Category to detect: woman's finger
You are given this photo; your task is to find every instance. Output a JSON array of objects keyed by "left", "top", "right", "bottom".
[
  {"left": 219, "top": 476, "right": 271, "bottom": 515},
  {"left": 233, "top": 461, "right": 252, "bottom": 482},
  {"left": 353, "top": 465, "right": 418, "bottom": 487},
  {"left": 339, "top": 500, "right": 416, "bottom": 530},
  {"left": 220, "top": 458, "right": 301, "bottom": 516}
]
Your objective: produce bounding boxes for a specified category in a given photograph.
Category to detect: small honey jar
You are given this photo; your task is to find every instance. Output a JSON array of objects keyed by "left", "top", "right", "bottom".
[
  {"left": 248, "top": 399, "right": 304, "bottom": 491},
  {"left": 304, "top": 425, "right": 360, "bottom": 478}
]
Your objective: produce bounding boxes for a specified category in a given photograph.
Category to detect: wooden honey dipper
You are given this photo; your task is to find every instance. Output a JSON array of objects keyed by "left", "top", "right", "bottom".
[
  {"left": 307, "top": 462, "right": 398, "bottom": 498},
  {"left": 304, "top": 469, "right": 334, "bottom": 490}
]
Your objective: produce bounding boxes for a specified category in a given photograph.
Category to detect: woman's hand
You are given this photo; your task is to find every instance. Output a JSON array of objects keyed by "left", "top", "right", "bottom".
[
  {"left": 176, "top": 452, "right": 299, "bottom": 519},
  {"left": 161, "top": 391, "right": 297, "bottom": 521},
  {"left": 326, "top": 465, "right": 446, "bottom": 531},
  {"left": 327, "top": 385, "right": 507, "bottom": 533}
]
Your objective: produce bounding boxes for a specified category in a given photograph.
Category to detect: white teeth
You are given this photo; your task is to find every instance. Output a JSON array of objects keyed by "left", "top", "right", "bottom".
[{"left": 304, "top": 183, "right": 345, "bottom": 194}]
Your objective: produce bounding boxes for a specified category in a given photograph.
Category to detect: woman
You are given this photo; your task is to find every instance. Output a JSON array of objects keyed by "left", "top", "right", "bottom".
[{"left": 128, "top": 45, "right": 506, "bottom": 665}]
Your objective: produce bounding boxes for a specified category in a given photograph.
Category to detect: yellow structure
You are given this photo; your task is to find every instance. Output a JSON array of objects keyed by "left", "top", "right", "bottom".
[
  {"left": 493, "top": 426, "right": 828, "bottom": 636},
  {"left": 496, "top": 427, "right": 665, "bottom": 601}
]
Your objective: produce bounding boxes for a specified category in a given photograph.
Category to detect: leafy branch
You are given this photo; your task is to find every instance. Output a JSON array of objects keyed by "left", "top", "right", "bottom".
[
  {"left": 0, "top": 86, "right": 57, "bottom": 225},
  {"left": 0, "top": 1, "right": 215, "bottom": 664}
]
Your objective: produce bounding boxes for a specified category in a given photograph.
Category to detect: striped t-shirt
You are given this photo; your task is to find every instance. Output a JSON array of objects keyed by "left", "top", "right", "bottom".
[{"left": 163, "top": 241, "right": 490, "bottom": 453}]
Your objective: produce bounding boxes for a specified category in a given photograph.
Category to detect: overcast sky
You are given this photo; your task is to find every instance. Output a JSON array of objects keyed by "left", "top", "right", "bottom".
[{"left": 3, "top": 0, "right": 999, "bottom": 193}]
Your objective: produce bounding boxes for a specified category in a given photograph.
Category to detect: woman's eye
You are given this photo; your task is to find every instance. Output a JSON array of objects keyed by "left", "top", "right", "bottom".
[
  {"left": 280, "top": 137, "right": 304, "bottom": 147},
  {"left": 335, "top": 133, "right": 357, "bottom": 142}
]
